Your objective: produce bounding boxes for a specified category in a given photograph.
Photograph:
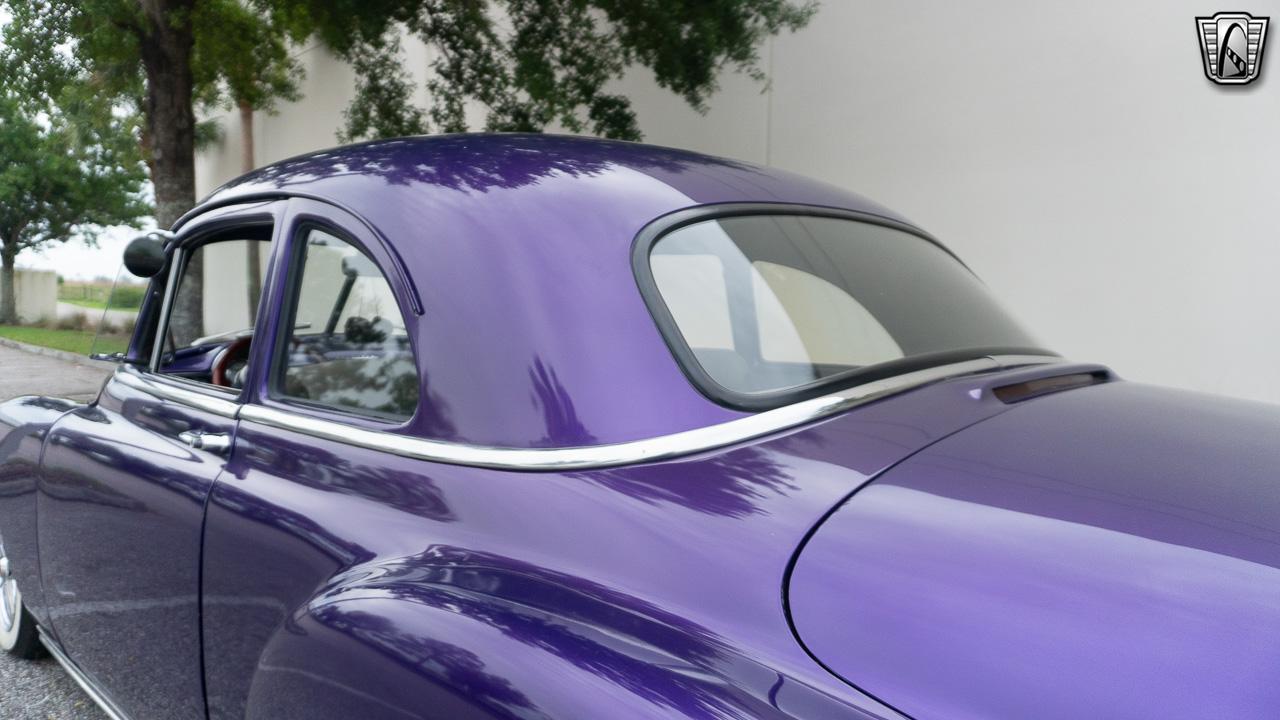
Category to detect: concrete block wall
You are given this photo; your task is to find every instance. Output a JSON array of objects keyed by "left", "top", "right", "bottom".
[{"left": 13, "top": 269, "right": 57, "bottom": 323}]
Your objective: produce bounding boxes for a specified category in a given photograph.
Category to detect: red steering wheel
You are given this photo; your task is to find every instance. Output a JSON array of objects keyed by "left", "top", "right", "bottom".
[{"left": 212, "top": 336, "right": 253, "bottom": 387}]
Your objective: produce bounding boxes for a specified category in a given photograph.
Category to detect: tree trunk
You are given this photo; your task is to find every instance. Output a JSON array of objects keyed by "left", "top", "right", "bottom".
[
  {"left": 239, "top": 100, "right": 255, "bottom": 174},
  {"left": 0, "top": 245, "right": 17, "bottom": 326},
  {"left": 138, "top": 0, "right": 201, "bottom": 336},
  {"left": 139, "top": 1, "right": 197, "bottom": 229},
  {"left": 240, "top": 100, "right": 262, "bottom": 313}
]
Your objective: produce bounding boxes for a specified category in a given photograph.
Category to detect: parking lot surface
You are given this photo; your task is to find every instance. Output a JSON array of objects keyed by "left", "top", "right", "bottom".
[
  {"left": 0, "top": 342, "right": 112, "bottom": 403},
  {"left": 0, "top": 652, "right": 106, "bottom": 719}
]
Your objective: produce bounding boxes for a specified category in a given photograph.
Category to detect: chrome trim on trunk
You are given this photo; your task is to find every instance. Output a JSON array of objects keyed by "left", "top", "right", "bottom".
[{"left": 40, "top": 630, "right": 132, "bottom": 720}]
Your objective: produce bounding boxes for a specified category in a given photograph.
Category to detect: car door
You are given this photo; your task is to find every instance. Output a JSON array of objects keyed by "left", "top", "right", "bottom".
[
  {"left": 200, "top": 199, "right": 431, "bottom": 719},
  {"left": 37, "top": 201, "right": 283, "bottom": 718}
]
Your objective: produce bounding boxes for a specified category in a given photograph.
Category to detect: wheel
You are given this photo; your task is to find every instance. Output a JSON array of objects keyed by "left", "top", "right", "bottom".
[{"left": 0, "top": 542, "right": 45, "bottom": 659}]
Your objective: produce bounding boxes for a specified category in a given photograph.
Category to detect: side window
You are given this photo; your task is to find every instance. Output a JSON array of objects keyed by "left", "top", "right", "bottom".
[
  {"left": 157, "top": 236, "right": 270, "bottom": 389},
  {"left": 274, "top": 229, "right": 418, "bottom": 421}
]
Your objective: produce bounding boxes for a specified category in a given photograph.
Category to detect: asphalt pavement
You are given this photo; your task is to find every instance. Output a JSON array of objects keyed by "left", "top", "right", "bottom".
[
  {"left": 0, "top": 652, "right": 106, "bottom": 719},
  {"left": 0, "top": 341, "right": 111, "bottom": 718},
  {"left": 0, "top": 341, "right": 112, "bottom": 403}
]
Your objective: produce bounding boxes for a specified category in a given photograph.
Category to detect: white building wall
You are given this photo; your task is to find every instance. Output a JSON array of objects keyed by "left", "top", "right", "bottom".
[
  {"left": 200, "top": 241, "right": 271, "bottom": 338},
  {"left": 196, "top": 0, "right": 1280, "bottom": 404}
]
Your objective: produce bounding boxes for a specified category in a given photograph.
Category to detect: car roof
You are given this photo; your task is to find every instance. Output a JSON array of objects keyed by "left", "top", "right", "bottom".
[
  {"left": 187, "top": 134, "right": 929, "bottom": 449},
  {"left": 192, "top": 133, "right": 912, "bottom": 230}
]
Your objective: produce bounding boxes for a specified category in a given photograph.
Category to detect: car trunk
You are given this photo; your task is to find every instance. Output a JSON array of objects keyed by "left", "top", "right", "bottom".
[{"left": 788, "top": 380, "right": 1280, "bottom": 719}]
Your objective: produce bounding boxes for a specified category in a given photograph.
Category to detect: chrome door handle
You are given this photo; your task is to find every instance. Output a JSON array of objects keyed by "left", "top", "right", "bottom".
[{"left": 177, "top": 431, "right": 232, "bottom": 454}]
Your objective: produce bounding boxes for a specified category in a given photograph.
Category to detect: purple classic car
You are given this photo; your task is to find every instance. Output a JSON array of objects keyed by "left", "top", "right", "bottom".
[{"left": 1, "top": 134, "right": 1277, "bottom": 720}]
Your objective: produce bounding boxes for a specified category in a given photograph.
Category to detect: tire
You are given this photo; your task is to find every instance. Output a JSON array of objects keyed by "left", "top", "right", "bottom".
[{"left": 0, "top": 543, "right": 46, "bottom": 659}]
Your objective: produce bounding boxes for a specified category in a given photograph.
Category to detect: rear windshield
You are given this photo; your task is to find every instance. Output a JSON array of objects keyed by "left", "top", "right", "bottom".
[{"left": 645, "top": 214, "right": 1046, "bottom": 406}]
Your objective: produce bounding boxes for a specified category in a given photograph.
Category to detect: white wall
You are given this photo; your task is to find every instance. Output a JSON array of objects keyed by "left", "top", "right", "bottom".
[
  {"left": 196, "top": 0, "right": 1280, "bottom": 403},
  {"left": 13, "top": 269, "right": 56, "bottom": 323},
  {"left": 195, "top": 36, "right": 440, "bottom": 191},
  {"left": 200, "top": 241, "right": 271, "bottom": 339}
]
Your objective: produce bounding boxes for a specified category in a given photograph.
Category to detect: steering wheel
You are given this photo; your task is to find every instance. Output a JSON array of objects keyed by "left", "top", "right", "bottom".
[{"left": 212, "top": 336, "right": 253, "bottom": 387}]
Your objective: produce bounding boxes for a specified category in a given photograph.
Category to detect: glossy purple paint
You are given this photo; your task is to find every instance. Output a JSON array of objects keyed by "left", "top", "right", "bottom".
[
  {"left": 790, "top": 381, "right": 1280, "bottom": 719},
  {"left": 0, "top": 134, "right": 1275, "bottom": 720},
  {"left": 192, "top": 134, "right": 907, "bottom": 449},
  {"left": 38, "top": 381, "right": 232, "bottom": 718},
  {"left": 202, "top": 368, "right": 1024, "bottom": 720}
]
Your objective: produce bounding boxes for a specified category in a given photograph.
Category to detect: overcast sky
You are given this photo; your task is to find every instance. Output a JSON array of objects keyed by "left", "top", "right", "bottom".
[{"left": 18, "top": 225, "right": 150, "bottom": 281}]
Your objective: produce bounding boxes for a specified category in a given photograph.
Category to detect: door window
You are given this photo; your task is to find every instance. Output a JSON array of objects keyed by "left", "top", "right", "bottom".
[
  {"left": 273, "top": 229, "right": 418, "bottom": 421},
  {"left": 156, "top": 232, "right": 271, "bottom": 389}
]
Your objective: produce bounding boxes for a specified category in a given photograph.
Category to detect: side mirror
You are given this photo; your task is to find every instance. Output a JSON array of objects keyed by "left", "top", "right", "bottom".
[
  {"left": 123, "top": 232, "right": 171, "bottom": 278},
  {"left": 341, "top": 253, "right": 380, "bottom": 278}
]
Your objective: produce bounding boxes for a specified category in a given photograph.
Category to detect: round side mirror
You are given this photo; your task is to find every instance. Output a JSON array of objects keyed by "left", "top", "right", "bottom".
[
  {"left": 341, "top": 252, "right": 380, "bottom": 278},
  {"left": 123, "top": 232, "right": 171, "bottom": 278}
]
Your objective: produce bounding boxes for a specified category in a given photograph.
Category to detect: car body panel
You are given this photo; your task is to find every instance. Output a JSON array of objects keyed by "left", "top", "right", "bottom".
[
  {"left": 0, "top": 395, "right": 83, "bottom": 628},
  {"left": 789, "top": 380, "right": 1280, "bottom": 719},
  {"left": 200, "top": 366, "right": 1029, "bottom": 719},
  {"left": 193, "top": 135, "right": 915, "bottom": 450},
  {"left": 36, "top": 378, "right": 235, "bottom": 719},
  {"left": 8, "top": 198, "right": 285, "bottom": 717}
]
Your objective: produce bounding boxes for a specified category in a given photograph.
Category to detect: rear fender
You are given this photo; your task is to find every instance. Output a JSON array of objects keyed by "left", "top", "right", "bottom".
[{"left": 244, "top": 547, "right": 864, "bottom": 720}]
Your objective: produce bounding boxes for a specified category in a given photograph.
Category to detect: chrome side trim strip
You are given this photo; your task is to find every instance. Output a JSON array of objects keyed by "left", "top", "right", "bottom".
[
  {"left": 40, "top": 630, "right": 133, "bottom": 720},
  {"left": 114, "top": 355, "right": 1057, "bottom": 471},
  {"left": 113, "top": 366, "right": 240, "bottom": 419},
  {"left": 237, "top": 355, "right": 1059, "bottom": 472}
]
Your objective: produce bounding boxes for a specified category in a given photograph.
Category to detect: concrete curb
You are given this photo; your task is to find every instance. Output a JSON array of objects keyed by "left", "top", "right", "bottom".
[{"left": 0, "top": 336, "right": 118, "bottom": 372}]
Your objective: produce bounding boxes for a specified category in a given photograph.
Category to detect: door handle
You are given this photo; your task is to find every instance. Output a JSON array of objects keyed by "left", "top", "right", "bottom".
[{"left": 177, "top": 431, "right": 232, "bottom": 454}]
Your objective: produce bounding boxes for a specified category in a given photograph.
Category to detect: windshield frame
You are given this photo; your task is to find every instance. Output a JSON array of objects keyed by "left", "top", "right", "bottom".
[{"left": 632, "top": 203, "right": 1058, "bottom": 411}]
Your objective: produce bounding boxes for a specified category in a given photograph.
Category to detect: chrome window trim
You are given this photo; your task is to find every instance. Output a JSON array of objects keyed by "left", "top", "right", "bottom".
[
  {"left": 114, "top": 355, "right": 1057, "bottom": 471},
  {"left": 41, "top": 630, "right": 133, "bottom": 720},
  {"left": 235, "top": 355, "right": 1058, "bottom": 472},
  {"left": 114, "top": 365, "right": 240, "bottom": 419},
  {"left": 149, "top": 246, "right": 185, "bottom": 371}
]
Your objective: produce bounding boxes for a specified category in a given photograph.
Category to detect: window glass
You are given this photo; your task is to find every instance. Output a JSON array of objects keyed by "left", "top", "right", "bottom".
[
  {"left": 648, "top": 215, "right": 1042, "bottom": 400},
  {"left": 276, "top": 229, "right": 418, "bottom": 420},
  {"left": 751, "top": 261, "right": 902, "bottom": 365},
  {"left": 159, "top": 237, "right": 270, "bottom": 388},
  {"left": 650, "top": 255, "right": 733, "bottom": 350},
  {"left": 88, "top": 265, "right": 149, "bottom": 360}
]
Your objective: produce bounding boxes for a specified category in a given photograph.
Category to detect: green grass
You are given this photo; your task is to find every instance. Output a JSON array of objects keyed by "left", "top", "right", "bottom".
[
  {"left": 57, "top": 282, "right": 144, "bottom": 311},
  {"left": 60, "top": 297, "right": 109, "bottom": 311},
  {"left": 59, "top": 296, "right": 142, "bottom": 312},
  {"left": 0, "top": 325, "right": 130, "bottom": 356}
]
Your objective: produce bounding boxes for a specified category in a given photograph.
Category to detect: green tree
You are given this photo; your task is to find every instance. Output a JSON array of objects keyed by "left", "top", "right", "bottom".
[
  {"left": 12, "top": 0, "right": 813, "bottom": 227},
  {"left": 0, "top": 86, "right": 150, "bottom": 324},
  {"left": 195, "top": 0, "right": 301, "bottom": 176},
  {"left": 263, "top": 0, "right": 817, "bottom": 142},
  {"left": 194, "top": 0, "right": 302, "bottom": 309},
  {"left": 2, "top": 0, "right": 303, "bottom": 329},
  {"left": 7, "top": 0, "right": 813, "bottom": 333}
]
